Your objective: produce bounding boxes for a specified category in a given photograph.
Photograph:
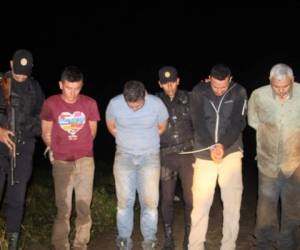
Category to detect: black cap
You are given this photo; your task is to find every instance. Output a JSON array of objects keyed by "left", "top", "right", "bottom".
[
  {"left": 12, "top": 49, "right": 33, "bottom": 76},
  {"left": 158, "top": 66, "right": 178, "bottom": 84}
]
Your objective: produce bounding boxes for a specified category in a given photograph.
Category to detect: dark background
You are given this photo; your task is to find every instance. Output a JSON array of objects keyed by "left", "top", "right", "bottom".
[{"left": 1, "top": 5, "right": 300, "bottom": 167}]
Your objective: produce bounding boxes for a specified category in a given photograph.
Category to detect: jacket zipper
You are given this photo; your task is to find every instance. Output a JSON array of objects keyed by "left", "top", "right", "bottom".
[{"left": 209, "top": 84, "right": 236, "bottom": 144}]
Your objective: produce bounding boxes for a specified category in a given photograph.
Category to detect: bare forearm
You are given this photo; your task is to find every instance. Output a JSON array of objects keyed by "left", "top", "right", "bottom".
[
  {"left": 41, "top": 120, "right": 53, "bottom": 148},
  {"left": 42, "top": 133, "right": 51, "bottom": 147},
  {"left": 158, "top": 120, "right": 168, "bottom": 135},
  {"left": 89, "top": 121, "right": 98, "bottom": 139},
  {"left": 106, "top": 120, "right": 117, "bottom": 137},
  {"left": 107, "top": 127, "right": 116, "bottom": 137}
]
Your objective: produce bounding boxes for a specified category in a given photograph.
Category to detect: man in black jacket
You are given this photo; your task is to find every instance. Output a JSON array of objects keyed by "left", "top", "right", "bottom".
[
  {"left": 157, "top": 66, "right": 195, "bottom": 250},
  {"left": 188, "top": 64, "right": 247, "bottom": 250},
  {"left": 0, "top": 49, "right": 44, "bottom": 250}
]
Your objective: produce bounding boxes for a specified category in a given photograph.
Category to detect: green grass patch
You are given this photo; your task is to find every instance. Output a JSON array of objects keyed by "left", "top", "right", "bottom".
[{"left": 0, "top": 159, "right": 116, "bottom": 249}]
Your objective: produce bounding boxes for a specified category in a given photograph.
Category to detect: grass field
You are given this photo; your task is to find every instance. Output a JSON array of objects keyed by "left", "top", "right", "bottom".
[{"left": 0, "top": 156, "right": 116, "bottom": 250}]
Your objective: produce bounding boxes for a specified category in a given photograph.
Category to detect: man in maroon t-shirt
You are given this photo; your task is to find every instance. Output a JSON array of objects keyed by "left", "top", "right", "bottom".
[{"left": 40, "top": 66, "right": 100, "bottom": 250}]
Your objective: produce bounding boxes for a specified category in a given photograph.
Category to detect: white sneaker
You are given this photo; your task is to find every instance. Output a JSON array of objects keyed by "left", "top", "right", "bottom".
[{"left": 174, "top": 195, "right": 180, "bottom": 202}]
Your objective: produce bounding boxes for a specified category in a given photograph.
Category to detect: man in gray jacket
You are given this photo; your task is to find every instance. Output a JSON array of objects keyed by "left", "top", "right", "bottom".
[
  {"left": 248, "top": 63, "right": 300, "bottom": 250},
  {"left": 189, "top": 64, "right": 247, "bottom": 250}
]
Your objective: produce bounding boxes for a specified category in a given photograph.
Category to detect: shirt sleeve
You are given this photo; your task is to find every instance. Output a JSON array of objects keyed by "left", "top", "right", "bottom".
[
  {"left": 105, "top": 99, "right": 116, "bottom": 121},
  {"left": 219, "top": 87, "right": 248, "bottom": 149},
  {"left": 88, "top": 99, "right": 101, "bottom": 121},
  {"left": 40, "top": 99, "right": 53, "bottom": 121},
  {"left": 157, "top": 98, "right": 169, "bottom": 123},
  {"left": 247, "top": 89, "right": 259, "bottom": 130},
  {"left": 32, "top": 80, "right": 45, "bottom": 116},
  {"left": 190, "top": 85, "right": 214, "bottom": 147}
]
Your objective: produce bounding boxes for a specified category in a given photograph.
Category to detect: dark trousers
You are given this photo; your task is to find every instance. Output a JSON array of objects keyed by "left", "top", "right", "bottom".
[
  {"left": 0, "top": 140, "right": 35, "bottom": 233},
  {"left": 255, "top": 167, "right": 300, "bottom": 250},
  {"left": 160, "top": 153, "right": 194, "bottom": 225}
]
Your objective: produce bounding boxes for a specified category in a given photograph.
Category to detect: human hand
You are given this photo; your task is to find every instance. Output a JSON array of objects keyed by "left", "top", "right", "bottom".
[
  {"left": 0, "top": 127, "right": 15, "bottom": 151},
  {"left": 200, "top": 78, "right": 210, "bottom": 83},
  {"left": 210, "top": 144, "right": 224, "bottom": 163},
  {"left": 44, "top": 146, "right": 54, "bottom": 163}
]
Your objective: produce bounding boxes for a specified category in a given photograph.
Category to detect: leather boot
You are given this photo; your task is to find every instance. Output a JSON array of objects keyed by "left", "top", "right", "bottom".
[
  {"left": 7, "top": 232, "right": 19, "bottom": 250},
  {"left": 182, "top": 224, "right": 191, "bottom": 250},
  {"left": 162, "top": 224, "right": 174, "bottom": 250}
]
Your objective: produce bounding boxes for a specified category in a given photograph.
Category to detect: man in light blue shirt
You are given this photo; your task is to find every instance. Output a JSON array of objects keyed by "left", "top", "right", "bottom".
[{"left": 106, "top": 80, "right": 168, "bottom": 250}]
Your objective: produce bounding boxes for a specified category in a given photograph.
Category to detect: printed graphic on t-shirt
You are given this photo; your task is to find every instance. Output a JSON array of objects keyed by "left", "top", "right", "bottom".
[{"left": 58, "top": 111, "right": 86, "bottom": 140}]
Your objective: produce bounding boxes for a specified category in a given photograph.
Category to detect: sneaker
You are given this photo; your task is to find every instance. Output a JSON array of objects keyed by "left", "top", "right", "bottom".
[
  {"left": 116, "top": 238, "right": 133, "bottom": 250},
  {"left": 142, "top": 240, "right": 157, "bottom": 250},
  {"left": 173, "top": 195, "right": 180, "bottom": 202}
]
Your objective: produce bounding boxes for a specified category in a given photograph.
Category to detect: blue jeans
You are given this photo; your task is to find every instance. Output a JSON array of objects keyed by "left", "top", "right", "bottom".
[
  {"left": 255, "top": 167, "right": 300, "bottom": 250},
  {"left": 113, "top": 151, "right": 160, "bottom": 243}
]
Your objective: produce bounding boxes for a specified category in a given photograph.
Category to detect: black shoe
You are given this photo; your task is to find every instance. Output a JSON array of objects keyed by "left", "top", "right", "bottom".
[
  {"left": 162, "top": 224, "right": 174, "bottom": 250},
  {"left": 182, "top": 224, "right": 191, "bottom": 250}
]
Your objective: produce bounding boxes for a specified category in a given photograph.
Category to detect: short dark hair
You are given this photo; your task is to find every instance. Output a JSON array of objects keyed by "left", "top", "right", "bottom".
[
  {"left": 210, "top": 64, "right": 231, "bottom": 80},
  {"left": 61, "top": 65, "right": 83, "bottom": 82},
  {"left": 123, "top": 80, "right": 146, "bottom": 102}
]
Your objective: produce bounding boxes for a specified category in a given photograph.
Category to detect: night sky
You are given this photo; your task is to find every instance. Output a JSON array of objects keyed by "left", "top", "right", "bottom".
[{"left": 1, "top": 5, "right": 300, "bottom": 165}]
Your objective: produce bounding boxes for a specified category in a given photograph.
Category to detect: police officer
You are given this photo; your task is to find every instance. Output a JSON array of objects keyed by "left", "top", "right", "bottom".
[
  {"left": 156, "top": 66, "right": 195, "bottom": 250},
  {"left": 0, "top": 49, "right": 44, "bottom": 250}
]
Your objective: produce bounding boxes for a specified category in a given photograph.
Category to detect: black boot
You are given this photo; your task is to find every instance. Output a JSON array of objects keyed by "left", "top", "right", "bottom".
[
  {"left": 162, "top": 224, "right": 174, "bottom": 250},
  {"left": 182, "top": 224, "right": 190, "bottom": 250},
  {"left": 7, "top": 232, "right": 19, "bottom": 250}
]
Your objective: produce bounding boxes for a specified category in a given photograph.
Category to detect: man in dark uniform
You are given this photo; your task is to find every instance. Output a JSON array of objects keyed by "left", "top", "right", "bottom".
[
  {"left": 0, "top": 49, "right": 44, "bottom": 250},
  {"left": 156, "top": 66, "right": 194, "bottom": 250}
]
